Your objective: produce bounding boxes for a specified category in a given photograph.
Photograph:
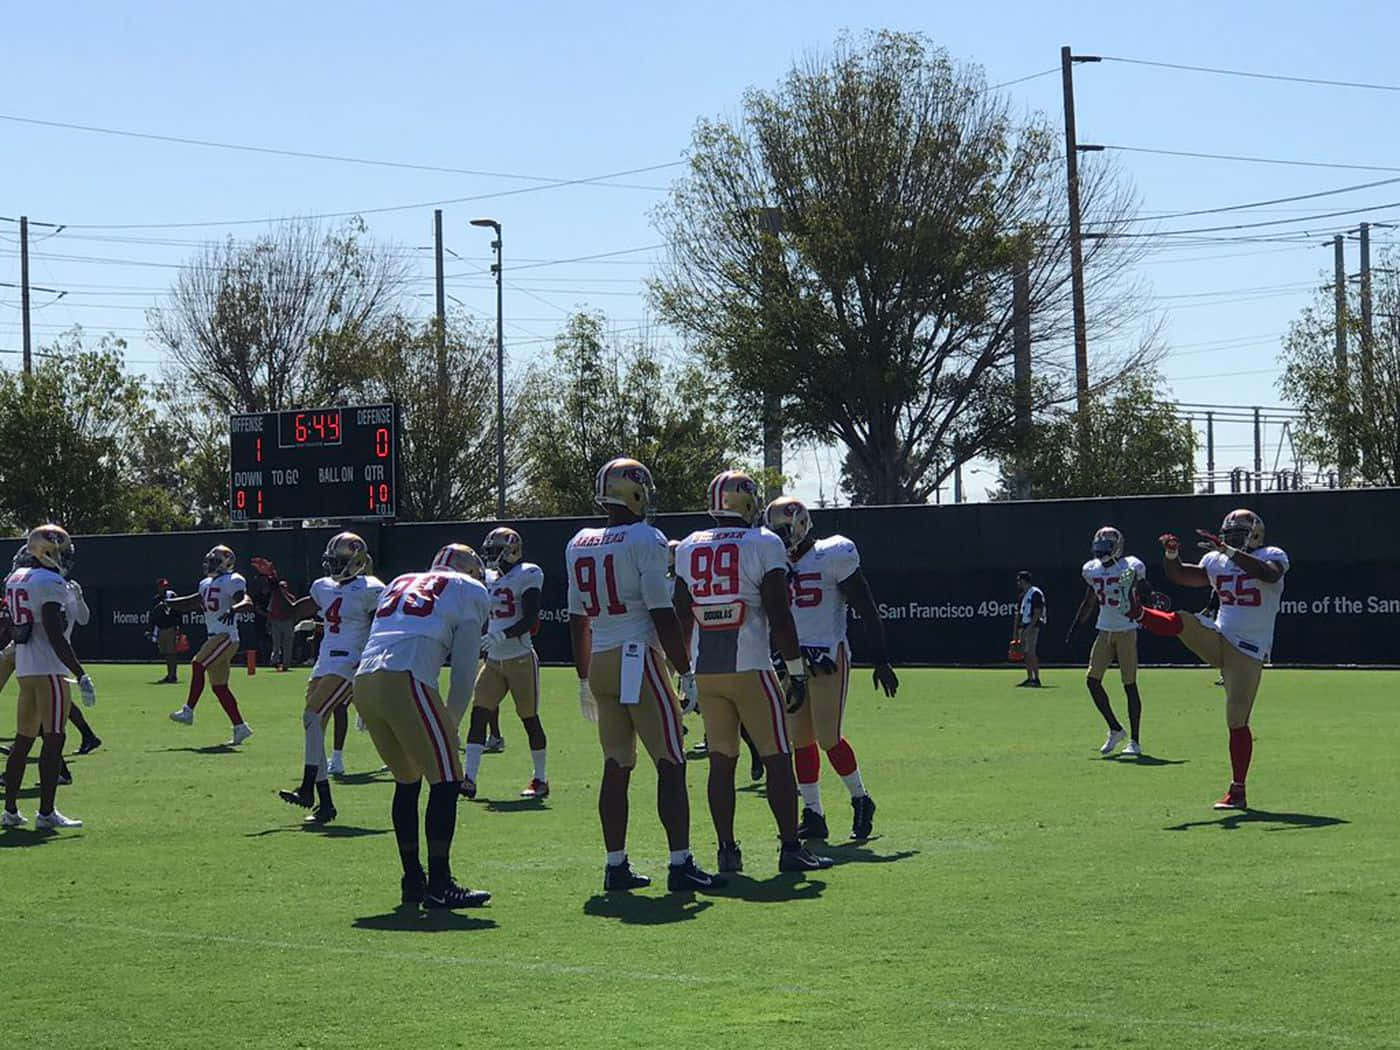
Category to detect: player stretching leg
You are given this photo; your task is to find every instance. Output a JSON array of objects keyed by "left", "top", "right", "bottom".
[
  {"left": 1124, "top": 509, "right": 1288, "bottom": 810},
  {"left": 277, "top": 533, "right": 384, "bottom": 823},
  {"left": 2, "top": 527, "right": 96, "bottom": 830},
  {"left": 355, "top": 544, "right": 492, "bottom": 909},
  {"left": 166, "top": 546, "right": 254, "bottom": 746},
  {"left": 1067, "top": 527, "right": 1150, "bottom": 757},
  {"left": 566, "top": 458, "right": 722, "bottom": 892},
  {"left": 676, "top": 471, "right": 833, "bottom": 875},
  {"left": 462, "top": 528, "right": 549, "bottom": 800},
  {"left": 765, "top": 498, "right": 898, "bottom": 842}
]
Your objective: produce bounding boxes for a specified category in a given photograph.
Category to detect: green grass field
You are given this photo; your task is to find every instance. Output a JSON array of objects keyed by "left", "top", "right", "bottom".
[{"left": 2, "top": 664, "right": 1395, "bottom": 1049}]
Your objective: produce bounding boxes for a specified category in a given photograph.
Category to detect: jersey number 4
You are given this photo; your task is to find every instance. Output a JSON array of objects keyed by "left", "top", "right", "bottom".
[
  {"left": 574, "top": 555, "right": 625, "bottom": 617},
  {"left": 1214, "top": 574, "right": 1262, "bottom": 607},
  {"left": 377, "top": 575, "right": 447, "bottom": 619},
  {"left": 324, "top": 597, "right": 343, "bottom": 634}
]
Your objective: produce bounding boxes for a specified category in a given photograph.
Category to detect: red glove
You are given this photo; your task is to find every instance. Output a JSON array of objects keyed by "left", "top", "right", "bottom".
[{"left": 1158, "top": 533, "right": 1180, "bottom": 558}]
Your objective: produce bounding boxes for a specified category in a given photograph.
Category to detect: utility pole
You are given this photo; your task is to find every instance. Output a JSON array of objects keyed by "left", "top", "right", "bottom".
[
  {"left": 1060, "top": 46, "right": 1101, "bottom": 419},
  {"left": 433, "top": 209, "right": 449, "bottom": 511},
  {"left": 470, "top": 218, "right": 506, "bottom": 518},
  {"left": 1205, "top": 411, "right": 1215, "bottom": 493},
  {"left": 1253, "top": 406, "right": 1263, "bottom": 492},
  {"left": 20, "top": 216, "right": 31, "bottom": 374},
  {"left": 1334, "top": 233, "right": 1351, "bottom": 484},
  {"left": 1012, "top": 256, "right": 1032, "bottom": 499},
  {"left": 757, "top": 207, "right": 785, "bottom": 499},
  {"left": 1359, "top": 221, "right": 1374, "bottom": 481}
]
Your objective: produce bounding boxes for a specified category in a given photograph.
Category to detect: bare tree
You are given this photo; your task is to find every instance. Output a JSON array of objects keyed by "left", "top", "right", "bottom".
[{"left": 651, "top": 31, "right": 1155, "bottom": 504}]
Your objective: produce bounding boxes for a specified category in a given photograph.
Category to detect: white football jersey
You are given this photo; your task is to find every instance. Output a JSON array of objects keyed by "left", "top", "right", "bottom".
[
  {"left": 1019, "top": 586, "right": 1046, "bottom": 626},
  {"left": 199, "top": 571, "right": 248, "bottom": 640},
  {"left": 484, "top": 561, "right": 545, "bottom": 661},
  {"left": 1201, "top": 546, "right": 1290, "bottom": 661},
  {"left": 6, "top": 566, "right": 77, "bottom": 677},
  {"left": 788, "top": 535, "right": 861, "bottom": 650},
  {"left": 566, "top": 521, "right": 673, "bottom": 653},
  {"left": 1082, "top": 556, "right": 1146, "bottom": 632},
  {"left": 676, "top": 524, "right": 788, "bottom": 674},
  {"left": 356, "top": 570, "right": 491, "bottom": 692},
  {"left": 310, "top": 574, "right": 385, "bottom": 679}
]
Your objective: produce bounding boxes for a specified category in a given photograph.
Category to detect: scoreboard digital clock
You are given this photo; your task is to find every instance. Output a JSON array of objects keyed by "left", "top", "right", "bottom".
[{"left": 229, "top": 404, "right": 398, "bottom": 522}]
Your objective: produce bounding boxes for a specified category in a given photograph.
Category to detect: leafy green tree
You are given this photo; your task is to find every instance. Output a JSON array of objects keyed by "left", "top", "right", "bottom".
[
  {"left": 651, "top": 30, "right": 1152, "bottom": 504},
  {"left": 516, "top": 312, "right": 745, "bottom": 516},
  {"left": 992, "top": 372, "right": 1196, "bottom": 499}
]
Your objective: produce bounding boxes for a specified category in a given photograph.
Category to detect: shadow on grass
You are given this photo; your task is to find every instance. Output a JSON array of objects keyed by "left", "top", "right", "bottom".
[
  {"left": 245, "top": 824, "right": 390, "bottom": 838},
  {"left": 713, "top": 872, "right": 827, "bottom": 904},
  {"left": 0, "top": 827, "right": 81, "bottom": 849},
  {"left": 353, "top": 903, "right": 497, "bottom": 933},
  {"left": 818, "top": 841, "right": 920, "bottom": 866},
  {"left": 482, "top": 798, "right": 548, "bottom": 813},
  {"left": 331, "top": 772, "right": 389, "bottom": 786},
  {"left": 582, "top": 892, "right": 714, "bottom": 925},
  {"left": 1104, "top": 753, "right": 1190, "bottom": 767},
  {"left": 156, "top": 745, "right": 238, "bottom": 756},
  {"left": 1164, "top": 809, "right": 1349, "bottom": 832}
]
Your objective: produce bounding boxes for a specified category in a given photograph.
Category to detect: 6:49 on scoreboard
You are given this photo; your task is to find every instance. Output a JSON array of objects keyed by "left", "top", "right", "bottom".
[{"left": 228, "top": 404, "right": 398, "bottom": 522}]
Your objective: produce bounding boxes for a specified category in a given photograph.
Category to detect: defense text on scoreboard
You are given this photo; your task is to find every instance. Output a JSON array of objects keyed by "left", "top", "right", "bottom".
[{"left": 228, "top": 404, "right": 398, "bottom": 522}]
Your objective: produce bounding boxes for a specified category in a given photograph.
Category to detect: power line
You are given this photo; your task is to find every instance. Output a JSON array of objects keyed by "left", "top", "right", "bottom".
[
  {"left": 1094, "top": 175, "right": 1400, "bottom": 226},
  {"left": 1105, "top": 145, "right": 1400, "bottom": 175},
  {"left": 1100, "top": 56, "right": 1400, "bottom": 93},
  {"left": 1088, "top": 201, "right": 1400, "bottom": 238},
  {"left": 989, "top": 68, "right": 1060, "bottom": 90}
]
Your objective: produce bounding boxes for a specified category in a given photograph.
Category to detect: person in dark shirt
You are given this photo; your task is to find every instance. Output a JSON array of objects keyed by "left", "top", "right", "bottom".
[{"left": 151, "top": 578, "right": 181, "bottom": 684}]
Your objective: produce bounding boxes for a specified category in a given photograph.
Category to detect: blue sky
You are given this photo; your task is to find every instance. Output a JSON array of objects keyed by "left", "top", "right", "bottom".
[{"left": 4, "top": 1, "right": 1398, "bottom": 503}]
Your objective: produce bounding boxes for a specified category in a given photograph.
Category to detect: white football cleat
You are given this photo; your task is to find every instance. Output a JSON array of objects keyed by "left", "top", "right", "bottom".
[
  {"left": 1099, "top": 728, "right": 1127, "bottom": 756},
  {"left": 1122, "top": 739, "right": 1142, "bottom": 757},
  {"left": 36, "top": 809, "right": 82, "bottom": 829},
  {"left": 169, "top": 706, "right": 194, "bottom": 725},
  {"left": 326, "top": 753, "right": 345, "bottom": 776},
  {"left": 1, "top": 809, "right": 26, "bottom": 828},
  {"left": 228, "top": 724, "right": 253, "bottom": 746}
]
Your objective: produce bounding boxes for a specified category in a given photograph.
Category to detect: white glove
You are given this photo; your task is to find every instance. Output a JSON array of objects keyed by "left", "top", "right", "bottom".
[
  {"left": 77, "top": 674, "right": 96, "bottom": 708},
  {"left": 355, "top": 713, "right": 367, "bottom": 732},
  {"left": 67, "top": 580, "right": 84, "bottom": 599},
  {"left": 678, "top": 672, "right": 699, "bottom": 715},
  {"left": 578, "top": 678, "right": 598, "bottom": 723}
]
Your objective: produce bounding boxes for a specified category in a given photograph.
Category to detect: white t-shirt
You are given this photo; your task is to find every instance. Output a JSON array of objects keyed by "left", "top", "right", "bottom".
[
  {"left": 1201, "top": 546, "right": 1290, "bottom": 661},
  {"left": 1019, "top": 586, "right": 1046, "bottom": 626},
  {"left": 676, "top": 524, "right": 788, "bottom": 674},
  {"left": 356, "top": 569, "right": 492, "bottom": 713},
  {"left": 6, "top": 566, "right": 77, "bottom": 677},
  {"left": 484, "top": 562, "right": 545, "bottom": 661},
  {"left": 566, "top": 521, "right": 673, "bottom": 653},
  {"left": 200, "top": 572, "right": 248, "bottom": 640},
  {"left": 310, "top": 574, "right": 385, "bottom": 679},
  {"left": 788, "top": 535, "right": 861, "bottom": 650},
  {"left": 1082, "top": 556, "right": 1146, "bottom": 632}
]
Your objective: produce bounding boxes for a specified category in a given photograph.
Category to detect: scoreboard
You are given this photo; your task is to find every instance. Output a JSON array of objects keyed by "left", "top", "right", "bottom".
[{"left": 229, "top": 404, "right": 398, "bottom": 522}]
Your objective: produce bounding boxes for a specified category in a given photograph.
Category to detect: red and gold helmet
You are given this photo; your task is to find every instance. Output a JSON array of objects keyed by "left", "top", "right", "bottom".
[
  {"left": 26, "top": 524, "right": 75, "bottom": 577},
  {"left": 482, "top": 527, "right": 523, "bottom": 571},
  {"left": 322, "top": 531, "right": 371, "bottom": 582},
  {"left": 707, "top": 470, "right": 761, "bottom": 525},
  {"left": 202, "top": 544, "right": 235, "bottom": 577},
  {"left": 431, "top": 543, "right": 484, "bottom": 580},
  {"left": 595, "top": 457, "right": 655, "bottom": 517},
  {"left": 1091, "top": 526, "right": 1124, "bottom": 563},
  {"left": 1221, "top": 508, "right": 1265, "bottom": 551},
  {"left": 764, "top": 497, "right": 812, "bottom": 553}
]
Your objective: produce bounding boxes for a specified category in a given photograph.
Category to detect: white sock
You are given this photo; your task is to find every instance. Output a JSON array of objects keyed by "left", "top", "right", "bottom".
[
  {"left": 606, "top": 850, "right": 627, "bottom": 866},
  {"left": 530, "top": 748, "right": 548, "bottom": 782},
  {"left": 303, "top": 714, "right": 324, "bottom": 767},
  {"left": 799, "top": 782, "right": 824, "bottom": 814},
  {"left": 840, "top": 767, "right": 867, "bottom": 800},
  {"left": 669, "top": 849, "right": 691, "bottom": 866},
  {"left": 464, "top": 743, "right": 485, "bottom": 781}
]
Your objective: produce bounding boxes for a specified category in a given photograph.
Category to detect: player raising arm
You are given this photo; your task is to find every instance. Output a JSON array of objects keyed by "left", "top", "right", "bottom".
[
  {"left": 2, "top": 526, "right": 96, "bottom": 830},
  {"left": 354, "top": 544, "right": 493, "bottom": 909},
  {"left": 1124, "top": 509, "right": 1288, "bottom": 811},
  {"left": 765, "top": 497, "right": 896, "bottom": 842},
  {"left": 566, "top": 458, "right": 721, "bottom": 893},
  {"left": 166, "top": 545, "right": 254, "bottom": 746}
]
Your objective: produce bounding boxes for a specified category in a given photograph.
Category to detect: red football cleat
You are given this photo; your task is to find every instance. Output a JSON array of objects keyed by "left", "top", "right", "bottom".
[
  {"left": 520, "top": 777, "right": 550, "bottom": 800},
  {"left": 1212, "top": 784, "right": 1247, "bottom": 811}
]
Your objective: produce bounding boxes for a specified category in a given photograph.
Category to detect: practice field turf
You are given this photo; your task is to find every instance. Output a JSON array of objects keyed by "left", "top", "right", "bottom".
[{"left": 2, "top": 665, "right": 1395, "bottom": 1049}]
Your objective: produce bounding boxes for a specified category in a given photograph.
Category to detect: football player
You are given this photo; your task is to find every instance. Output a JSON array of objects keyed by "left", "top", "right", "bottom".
[
  {"left": 675, "top": 471, "right": 833, "bottom": 874},
  {"left": 1125, "top": 509, "right": 1288, "bottom": 810},
  {"left": 462, "top": 527, "right": 549, "bottom": 801},
  {"left": 277, "top": 533, "right": 384, "bottom": 824},
  {"left": 1067, "top": 526, "right": 1149, "bottom": 757},
  {"left": 354, "top": 543, "right": 493, "bottom": 909},
  {"left": 1, "top": 526, "right": 96, "bottom": 830},
  {"left": 565, "top": 457, "right": 721, "bottom": 892},
  {"left": 764, "top": 497, "right": 896, "bottom": 842},
  {"left": 166, "top": 545, "right": 254, "bottom": 746}
]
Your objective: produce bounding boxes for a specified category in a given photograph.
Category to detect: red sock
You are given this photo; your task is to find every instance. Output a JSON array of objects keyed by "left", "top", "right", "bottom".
[
  {"left": 186, "top": 662, "right": 206, "bottom": 708},
  {"left": 1136, "top": 607, "right": 1183, "bottom": 638},
  {"left": 826, "top": 738, "right": 858, "bottom": 777},
  {"left": 213, "top": 684, "right": 244, "bottom": 725},
  {"left": 794, "top": 743, "right": 820, "bottom": 784},
  {"left": 1229, "top": 726, "right": 1252, "bottom": 785}
]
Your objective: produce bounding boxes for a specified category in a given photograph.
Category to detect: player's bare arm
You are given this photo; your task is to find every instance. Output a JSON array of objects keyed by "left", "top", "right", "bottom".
[
  {"left": 567, "top": 613, "right": 593, "bottom": 681},
  {"left": 501, "top": 587, "right": 541, "bottom": 639},
  {"left": 672, "top": 576, "right": 695, "bottom": 641},
  {"left": 40, "top": 600, "right": 85, "bottom": 680},
  {"left": 650, "top": 607, "right": 692, "bottom": 675},
  {"left": 1158, "top": 533, "right": 1210, "bottom": 588},
  {"left": 281, "top": 584, "right": 319, "bottom": 620},
  {"left": 839, "top": 567, "right": 898, "bottom": 698},
  {"left": 1195, "top": 530, "right": 1285, "bottom": 583},
  {"left": 229, "top": 589, "right": 252, "bottom": 614},
  {"left": 164, "top": 592, "right": 204, "bottom": 613},
  {"left": 761, "top": 568, "right": 801, "bottom": 662}
]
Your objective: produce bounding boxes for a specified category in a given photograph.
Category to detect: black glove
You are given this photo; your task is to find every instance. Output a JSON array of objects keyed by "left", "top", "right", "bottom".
[
  {"left": 218, "top": 610, "right": 235, "bottom": 626},
  {"left": 784, "top": 671, "right": 808, "bottom": 714},
  {"left": 872, "top": 663, "right": 899, "bottom": 698},
  {"left": 770, "top": 649, "right": 788, "bottom": 682},
  {"left": 800, "top": 645, "right": 838, "bottom": 675}
]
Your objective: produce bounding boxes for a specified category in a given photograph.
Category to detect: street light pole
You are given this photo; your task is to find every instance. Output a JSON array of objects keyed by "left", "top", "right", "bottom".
[{"left": 471, "top": 218, "right": 506, "bottom": 518}]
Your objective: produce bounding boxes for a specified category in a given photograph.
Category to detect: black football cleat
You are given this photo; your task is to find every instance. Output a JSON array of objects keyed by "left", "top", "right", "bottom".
[
  {"left": 77, "top": 735, "right": 103, "bottom": 755},
  {"left": 779, "top": 842, "right": 835, "bottom": 872},
  {"left": 717, "top": 840, "right": 744, "bottom": 873},
  {"left": 57, "top": 762, "right": 73, "bottom": 786},
  {"left": 401, "top": 872, "right": 426, "bottom": 905},
  {"left": 602, "top": 860, "right": 652, "bottom": 892},
  {"left": 305, "top": 803, "right": 337, "bottom": 825},
  {"left": 424, "top": 880, "right": 491, "bottom": 909},
  {"left": 278, "top": 787, "right": 315, "bottom": 809},
  {"left": 850, "top": 794, "right": 877, "bottom": 840},
  {"left": 797, "top": 806, "right": 829, "bottom": 840},
  {"left": 459, "top": 777, "right": 477, "bottom": 800},
  {"left": 667, "top": 856, "right": 725, "bottom": 892},
  {"left": 749, "top": 754, "right": 765, "bottom": 782}
]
